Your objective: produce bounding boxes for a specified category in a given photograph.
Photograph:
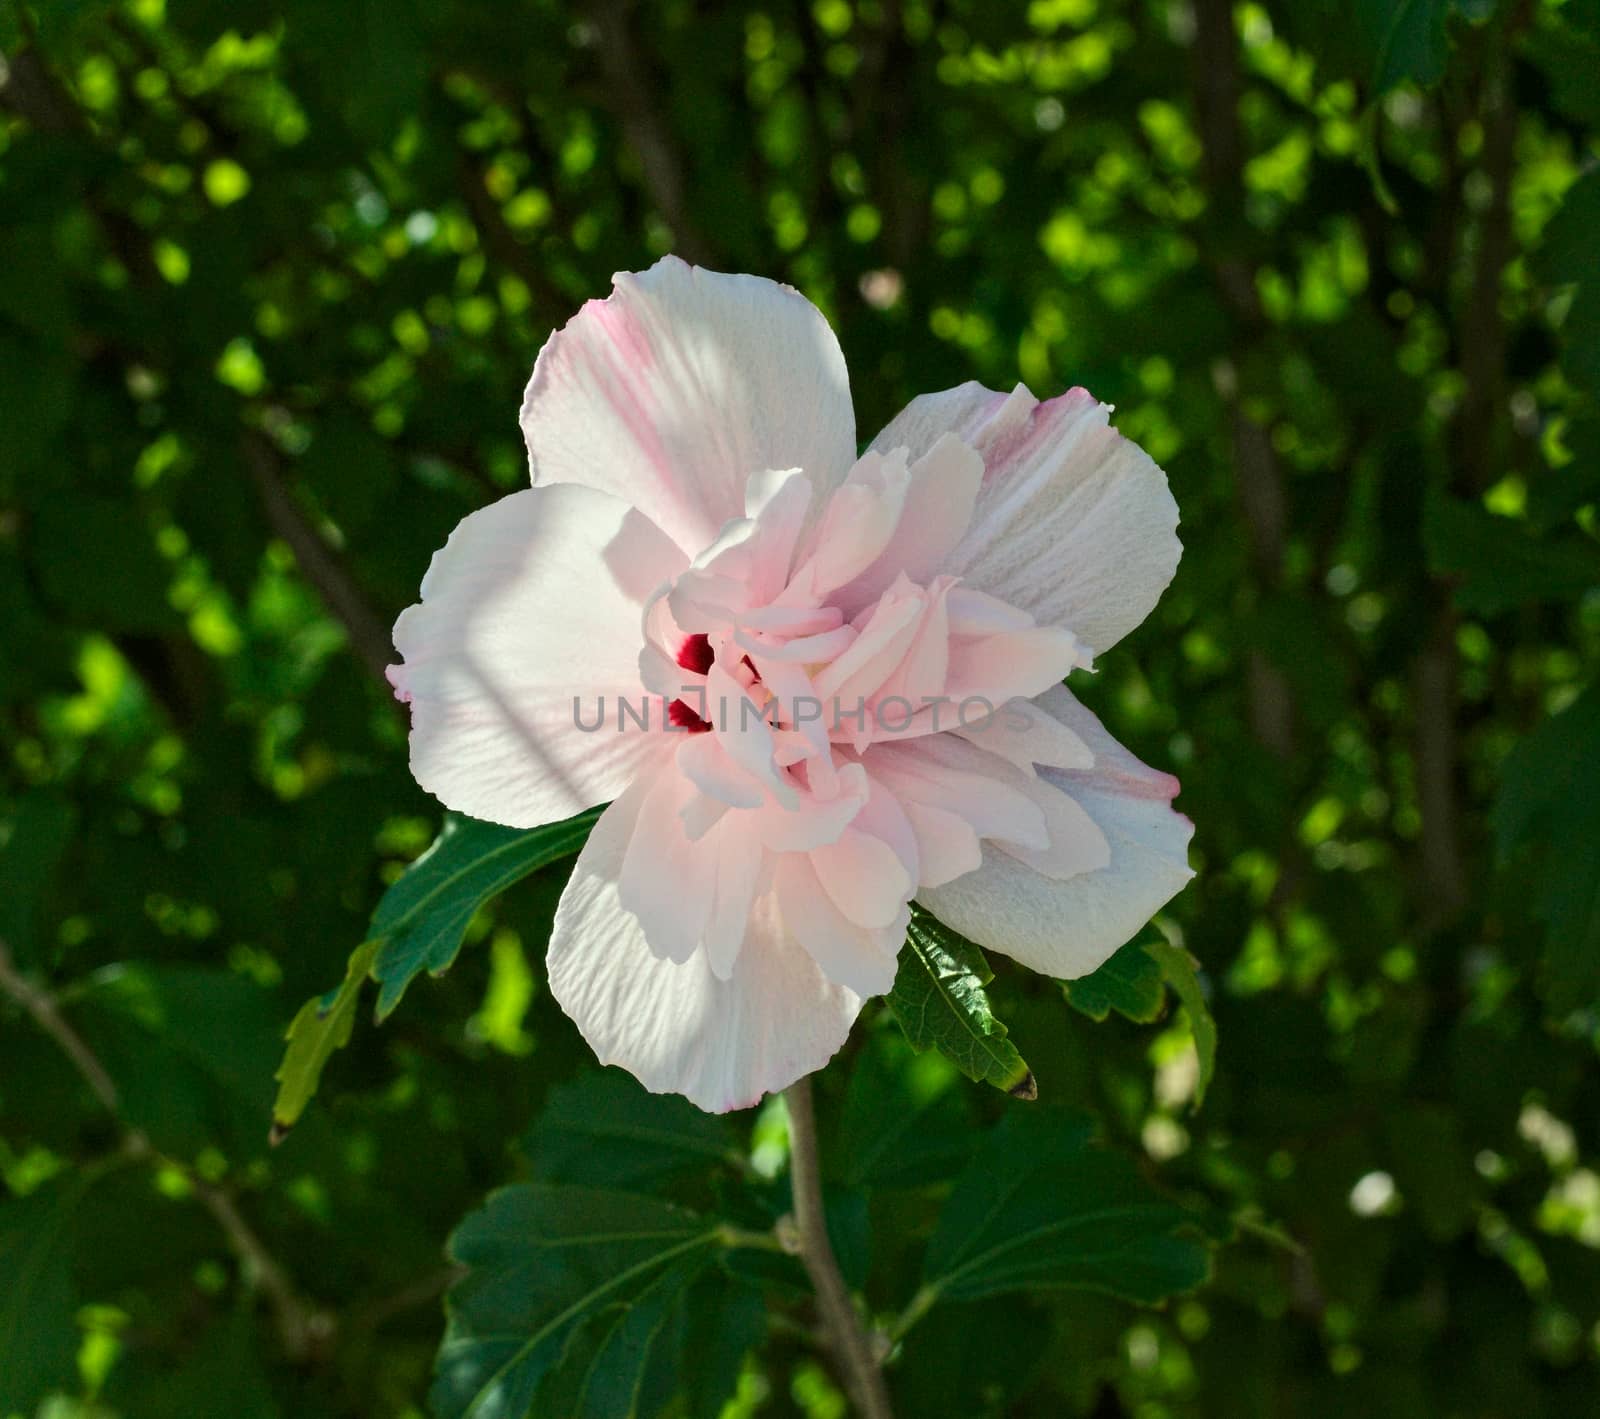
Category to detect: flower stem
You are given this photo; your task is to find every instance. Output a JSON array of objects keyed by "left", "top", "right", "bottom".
[{"left": 784, "top": 1076, "right": 895, "bottom": 1419}]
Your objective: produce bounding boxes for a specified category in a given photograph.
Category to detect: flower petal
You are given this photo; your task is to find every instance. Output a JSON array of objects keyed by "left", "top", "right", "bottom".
[
  {"left": 521, "top": 256, "right": 856, "bottom": 556},
  {"left": 548, "top": 775, "right": 861, "bottom": 1112},
  {"left": 916, "top": 685, "right": 1194, "bottom": 979},
  {"left": 951, "top": 696, "right": 1094, "bottom": 772},
  {"left": 870, "top": 381, "right": 1181, "bottom": 654},
  {"left": 865, "top": 736, "right": 1048, "bottom": 854},
  {"left": 831, "top": 433, "right": 984, "bottom": 614},
  {"left": 773, "top": 853, "right": 904, "bottom": 996},
  {"left": 389, "top": 485, "right": 685, "bottom": 829},
  {"left": 618, "top": 763, "right": 717, "bottom": 964}
]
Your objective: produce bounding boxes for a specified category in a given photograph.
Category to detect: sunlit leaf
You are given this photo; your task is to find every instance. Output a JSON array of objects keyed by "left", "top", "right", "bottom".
[
  {"left": 271, "top": 939, "right": 379, "bottom": 1139},
  {"left": 887, "top": 911, "right": 1034, "bottom": 1099},
  {"left": 371, "top": 807, "right": 601, "bottom": 1018},
  {"left": 1062, "top": 937, "right": 1166, "bottom": 1023},
  {"left": 1144, "top": 939, "right": 1217, "bottom": 1107}
]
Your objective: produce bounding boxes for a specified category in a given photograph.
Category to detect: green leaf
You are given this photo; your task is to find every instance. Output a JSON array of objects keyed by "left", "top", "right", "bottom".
[
  {"left": 0, "top": 1175, "right": 89, "bottom": 1413},
  {"left": 1062, "top": 938, "right": 1166, "bottom": 1023},
  {"left": 1534, "top": 171, "right": 1600, "bottom": 391},
  {"left": 431, "top": 1184, "right": 726, "bottom": 1419},
  {"left": 538, "top": 1258, "right": 702, "bottom": 1419},
  {"left": 1144, "top": 939, "right": 1217, "bottom": 1107},
  {"left": 520, "top": 1071, "right": 740, "bottom": 1188},
  {"left": 1424, "top": 489, "right": 1600, "bottom": 614},
  {"left": 677, "top": 1270, "right": 768, "bottom": 1419},
  {"left": 371, "top": 807, "right": 601, "bottom": 1018},
  {"left": 28, "top": 494, "right": 178, "bottom": 632},
  {"left": 1364, "top": 0, "right": 1451, "bottom": 92},
  {"left": 1492, "top": 684, "right": 1600, "bottom": 1012},
  {"left": 106, "top": 1305, "right": 281, "bottom": 1419},
  {"left": 69, "top": 965, "right": 282, "bottom": 1159},
  {"left": 271, "top": 939, "right": 379, "bottom": 1140},
  {"left": 921, "top": 1109, "right": 1212, "bottom": 1307},
  {"left": 0, "top": 790, "right": 77, "bottom": 965},
  {"left": 887, "top": 911, "right": 1035, "bottom": 1099},
  {"left": 835, "top": 1027, "right": 976, "bottom": 1188}
]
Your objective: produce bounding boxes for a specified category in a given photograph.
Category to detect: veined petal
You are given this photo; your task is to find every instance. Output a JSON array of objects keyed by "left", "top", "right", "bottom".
[
  {"left": 870, "top": 381, "right": 1181, "bottom": 655},
  {"left": 549, "top": 775, "right": 861, "bottom": 1113},
  {"left": 917, "top": 684, "right": 1194, "bottom": 980},
  {"left": 993, "top": 773, "right": 1112, "bottom": 880},
  {"left": 389, "top": 485, "right": 685, "bottom": 829},
  {"left": 521, "top": 256, "right": 856, "bottom": 555}
]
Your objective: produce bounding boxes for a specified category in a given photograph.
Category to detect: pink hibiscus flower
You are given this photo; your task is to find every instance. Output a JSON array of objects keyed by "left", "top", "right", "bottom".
[{"left": 388, "top": 257, "right": 1193, "bottom": 1111}]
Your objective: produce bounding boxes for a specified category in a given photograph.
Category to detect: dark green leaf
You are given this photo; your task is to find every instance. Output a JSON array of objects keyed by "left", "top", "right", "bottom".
[
  {"left": 1365, "top": 0, "right": 1451, "bottom": 91},
  {"left": 887, "top": 911, "right": 1034, "bottom": 1098},
  {"left": 1492, "top": 684, "right": 1600, "bottom": 1012},
  {"left": 1424, "top": 489, "right": 1600, "bottom": 614},
  {"left": 431, "top": 1184, "right": 724, "bottom": 1419},
  {"left": 371, "top": 807, "right": 600, "bottom": 1018},
  {"left": 70, "top": 965, "right": 281, "bottom": 1159},
  {"left": 921, "top": 1109, "right": 1212, "bottom": 1306},
  {"left": 0, "top": 1175, "right": 89, "bottom": 1413},
  {"left": 271, "top": 939, "right": 379, "bottom": 1139},
  {"left": 1363, "top": 0, "right": 1452, "bottom": 91},
  {"left": 538, "top": 1258, "right": 701, "bottom": 1419},
  {"left": 677, "top": 1270, "right": 767, "bottom": 1419},
  {"left": 835, "top": 1027, "right": 976, "bottom": 1188},
  {"left": 0, "top": 791, "right": 77, "bottom": 965},
  {"left": 28, "top": 494, "right": 177, "bottom": 632},
  {"left": 1534, "top": 171, "right": 1600, "bottom": 390},
  {"left": 520, "top": 1071, "right": 739, "bottom": 1188}
]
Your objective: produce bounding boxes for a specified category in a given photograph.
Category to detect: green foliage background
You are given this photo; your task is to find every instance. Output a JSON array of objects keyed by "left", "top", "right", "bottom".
[{"left": 2, "top": 0, "right": 1598, "bottom": 1414}]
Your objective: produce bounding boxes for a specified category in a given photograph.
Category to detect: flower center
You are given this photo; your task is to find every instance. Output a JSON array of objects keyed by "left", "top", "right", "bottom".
[
  {"left": 668, "top": 634, "right": 715, "bottom": 731},
  {"left": 669, "top": 634, "right": 771, "bottom": 734},
  {"left": 676, "top": 633, "right": 715, "bottom": 676}
]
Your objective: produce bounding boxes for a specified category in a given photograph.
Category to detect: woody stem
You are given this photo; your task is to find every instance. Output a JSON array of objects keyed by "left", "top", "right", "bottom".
[{"left": 784, "top": 1076, "right": 895, "bottom": 1419}]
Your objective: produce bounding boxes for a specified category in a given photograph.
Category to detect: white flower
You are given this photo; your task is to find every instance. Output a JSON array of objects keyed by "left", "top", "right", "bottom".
[{"left": 389, "top": 257, "right": 1193, "bottom": 1110}]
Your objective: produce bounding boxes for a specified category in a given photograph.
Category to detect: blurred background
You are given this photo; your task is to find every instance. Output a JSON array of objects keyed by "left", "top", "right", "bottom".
[{"left": 2, "top": 0, "right": 1598, "bottom": 1415}]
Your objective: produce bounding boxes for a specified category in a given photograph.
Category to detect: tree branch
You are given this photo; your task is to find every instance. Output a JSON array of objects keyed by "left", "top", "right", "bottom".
[
  {"left": 587, "top": 0, "right": 719, "bottom": 265},
  {"left": 1190, "top": 0, "right": 1295, "bottom": 761},
  {"left": 0, "top": 938, "right": 120, "bottom": 1113},
  {"left": 1415, "top": 12, "right": 1528, "bottom": 924},
  {"left": 0, "top": 937, "right": 332, "bottom": 1362},
  {"left": 242, "top": 431, "right": 397, "bottom": 691},
  {"left": 784, "top": 1077, "right": 895, "bottom": 1419}
]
